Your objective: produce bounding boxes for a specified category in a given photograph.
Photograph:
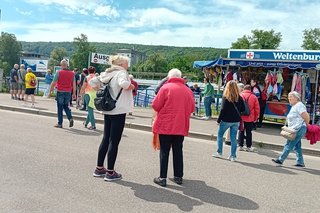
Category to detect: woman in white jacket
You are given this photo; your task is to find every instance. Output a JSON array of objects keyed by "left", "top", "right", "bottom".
[{"left": 90, "top": 55, "right": 134, "bottom": 181}]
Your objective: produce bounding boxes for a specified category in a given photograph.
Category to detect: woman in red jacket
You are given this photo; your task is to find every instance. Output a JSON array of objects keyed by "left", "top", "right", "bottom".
[
  {"left": 238, "top": 85, "right": 260, "bottom": 152},
  {"left": 152, "top": 68, "right": 195, "bottom": 187}
]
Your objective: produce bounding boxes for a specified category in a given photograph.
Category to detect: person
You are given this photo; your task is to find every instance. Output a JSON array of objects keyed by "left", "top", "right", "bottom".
[
  {"left": 43, "top": 69, "right": 53, "bottom": 97},
  {"left": 79, "top": 68, "right": 89, "bottom": 110},
  {"left": 24, "top": 68, "right": 37, "bottom": 108},
  {"left": 214, "top": 80, "right": 244, "bottom": 162},
  {"left": 272, "top": 91, "right": 310, "bottom": 167},
  {"left": 202, "top": 77, "right": 214, "bottom": 120},
  {"left": 152, "top": 68, "right": 195, "bottom": 187},
  {"left": 238, "top": 85, "right": 260, "bottom": 152},
  {"left": 129, "top": 74, "right": 138, "bottom": 114},
  {"left": 251, "top": 79, "right": 266, "bottom": 128},
  {"left": 48, "top": 59, "right": 76, "bottom": 128},
  {"left": 17, "top": 64, "right": 27, "bottom": 100},
  {"left": 155, "top": 77, "right": 168, "bottom": 95},
  {"left": 10, "top": 64, "right": 19, "bottom": 100},
  {"left": 191, "top": 84, "right": 201, "bottom": 115},
  {"left": 79, "top": 66, "right": 97, "bottom": 130},
  {"left": 89, "top": 55, "right": 134, "bottom": 181}
]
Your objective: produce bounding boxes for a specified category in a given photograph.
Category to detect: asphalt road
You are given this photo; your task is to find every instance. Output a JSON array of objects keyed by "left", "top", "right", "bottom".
[{"left": 1, "top": 110, "right": 320, "bottom": 213}]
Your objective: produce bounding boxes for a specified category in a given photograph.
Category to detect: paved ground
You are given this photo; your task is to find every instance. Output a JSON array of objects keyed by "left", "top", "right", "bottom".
[
  {"left": 1, "top": 111, "right": 320, "bottom": 212},
  {"left": 0, "top": 93, "right": 319, "bottom": 156}
]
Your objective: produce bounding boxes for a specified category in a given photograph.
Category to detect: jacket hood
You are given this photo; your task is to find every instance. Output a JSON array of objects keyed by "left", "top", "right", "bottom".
[{"left": 98, "top": 65, "right": 127, "bottom": 83}]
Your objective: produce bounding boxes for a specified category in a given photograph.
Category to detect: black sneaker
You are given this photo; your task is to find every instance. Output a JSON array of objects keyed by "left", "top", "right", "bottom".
[
  {"left": 69, "top": 119, "right": 74, "bottom": 127},
  {"left": 93, "top": 167, "right": 107, "bottom": 177},
  {"left": 153, "top": 177, "right": 166, "bottom": 187},
  {"left": 272, "top": 159, "right": 283, "bottom": 166},
  {"left": 104, "top": 171, "right": 122, "bottom": 181},
  {"left": 294, "top": 164, "right": 305, "bottom": 168},
  {"left": 173, "top": 177, "right": 183, "bottom": 185}
]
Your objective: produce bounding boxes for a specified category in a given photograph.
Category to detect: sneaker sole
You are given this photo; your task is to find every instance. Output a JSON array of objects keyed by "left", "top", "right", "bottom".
[
  {"left": 104, "top": 176, "right": 122, "bottom": 181},
  {"left": 93, "top": 173, "right": 106, "bottom": 177}
]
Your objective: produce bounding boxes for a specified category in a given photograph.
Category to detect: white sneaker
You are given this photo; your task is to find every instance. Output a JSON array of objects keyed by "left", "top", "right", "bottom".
[
  {"left": 212, "top": 152, "right": 222, "bottom": 158},
  {"left": 31, "top": 104, "right": 35, "bottom": 108},
  {"left": 247, "top": 147, "right": 254, "bottom": 152},
  {"left": 239, "top": 146, "right": 245, "bottom": 151},
  {"left": 227, "top": 156, "right": 236, "bottom": 162}
]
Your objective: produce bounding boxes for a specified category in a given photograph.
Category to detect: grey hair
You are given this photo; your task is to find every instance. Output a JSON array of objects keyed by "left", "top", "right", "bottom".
[
  {"left": 288, "top": 91, "right": 301, "bottom": 101},
  {"left": 167, "top": 68, "right": 182, "bottom": 78}
]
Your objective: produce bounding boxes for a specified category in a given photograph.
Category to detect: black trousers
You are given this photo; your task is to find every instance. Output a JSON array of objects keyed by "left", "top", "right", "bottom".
[
  {"left": 238, "top": 122, "right": 254, "bottom": 148},
  {"left": 159, "top": 134, "right": 184, "bottom": 178},
  {"left": 97, "top": 114, "right": 126, "bottom": 170},
  {"left": 258, "top": 100, "right": 267, "bottom": 126}
]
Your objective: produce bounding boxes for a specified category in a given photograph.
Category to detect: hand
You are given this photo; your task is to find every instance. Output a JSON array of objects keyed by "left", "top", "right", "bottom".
[
  {"left": 72, "top": 94, "right": 76, "bottom": 101},
  {"left": 127, "top": 84, "right": 135, "bottom": 90},
  {"left": 216, "top": 122, "right": 220, "bottom": 126},
  {"left": 48, "top": 92, "right": 52, "bottom": 98}
]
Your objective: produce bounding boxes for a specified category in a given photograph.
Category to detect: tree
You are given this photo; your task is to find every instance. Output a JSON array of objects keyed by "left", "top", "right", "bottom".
[
  {"left": 301, "top": 28, "right": 320, "bottom": 50},
  {"left": 0, "top": 32, "right": 22, "bottom": 76},
  {"left": 48, "top": 47, "right": 68, "bottom": 69},
  {"left": 231, "top": 29, "right": 282, "bottom": 49},
  {"left": 71, "top": 34, "right": 96, "bottom": 69},
  {"left": 145, "top": 53, "right": 167, "bottom": 73}
]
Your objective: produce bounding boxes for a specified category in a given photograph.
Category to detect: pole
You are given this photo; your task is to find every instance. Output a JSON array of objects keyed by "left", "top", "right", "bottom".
[
  {"left": 313, "top": 66, "right": 320, "bottom": 124},
  {"left": 87, "top": 52, "right": 91, "bottom": 68}
]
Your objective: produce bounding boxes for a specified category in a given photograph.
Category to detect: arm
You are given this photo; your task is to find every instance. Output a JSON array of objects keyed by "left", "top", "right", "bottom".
[
  {"left": 217, "top": 97, "right": 226, "bottom": 123},
  {"left": 117, "top": 72, "right": 133, "bottom": 90},
  {"left": 254, "top": 97, "right": 260, "bottom": 121},
  {"left": 152, "top": 88, "right": 166, "bottom": 112},
  {"left": 301, "top": 112, "right": 310, "bottom": 125},
  {"left": 202, "top": 84, "right": 208, "bottom": 96},
  {"left": 48, "top": 72, "right": 59, "bottom": 96},
  {"left": 79, "top": 80, "right": 87, "bottom": 95}
]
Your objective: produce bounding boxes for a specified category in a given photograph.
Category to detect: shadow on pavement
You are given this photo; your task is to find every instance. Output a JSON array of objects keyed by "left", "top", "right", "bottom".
[
  {"left": 253, "top": 149, "right": 295, "bottom": 160},
  {"left": 63, "top": 128, "right": 103, "bottom": 136},
  {"left": 283, "top": 166, "right": 320, "bottom": 176},
  {"left": 115, "top": 180, "right": 203, "bottom": 212},
  {"left": 237, "top": 161, "right": 297, "bottom": 175},
  {"left": 168, "top": 179, "right": 259, "bottom": 211},
  {"left": 117, "top": 180, "right": 259, "bottom": 211}
]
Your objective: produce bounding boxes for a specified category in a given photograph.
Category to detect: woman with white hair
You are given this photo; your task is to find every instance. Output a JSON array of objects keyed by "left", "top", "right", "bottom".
[
  {"left": 272, "top": 91, "right": 310, "bottom": 167},
  {"left": 89, "top": 55, "right": 135, "bottom": 181},
  {"left": 152, "top": 68, "right": 195, "bottom": 187}
]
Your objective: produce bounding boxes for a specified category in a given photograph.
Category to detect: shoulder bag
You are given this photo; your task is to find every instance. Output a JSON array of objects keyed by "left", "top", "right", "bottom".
[
  {"left": 280, "top": 119, "right": 297, "bottom": 141},
  {"left": 232, "top": 101, "right": 244, "bottom": 131},
  {"left": 94, "top": 77, "right": 123, "bottom": 111}
]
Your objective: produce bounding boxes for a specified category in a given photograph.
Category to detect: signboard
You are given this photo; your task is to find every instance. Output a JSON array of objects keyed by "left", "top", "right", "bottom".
[
  {"left": 91, "top": 52, "right": 111, "bottom": 65},
  {"left": 228, "top": 49, "right": 320, "bottom": 61},
  {"left": 21, "top": 59, "right": 48, "bottom": 72}
]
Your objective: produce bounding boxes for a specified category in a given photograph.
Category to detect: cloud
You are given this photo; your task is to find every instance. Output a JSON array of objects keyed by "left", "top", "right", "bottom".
[
  {"left": 15, "top": 8, "right": 32, "bottom": 16},
  {"left": 25, "top": 0, "right": 119, "bottom": 18}
]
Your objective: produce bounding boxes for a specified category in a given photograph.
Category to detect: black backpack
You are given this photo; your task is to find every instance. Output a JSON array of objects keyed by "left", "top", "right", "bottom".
[
  {"left": 241, "top": 94, "right": 251, "bottom": 116},
  {"left": 94, "top": 77, "right": 123, "bottom": 111}
]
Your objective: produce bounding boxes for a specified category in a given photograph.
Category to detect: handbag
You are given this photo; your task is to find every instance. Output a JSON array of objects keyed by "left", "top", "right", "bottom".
[
  {"left": 280, "top": 120, "right": 297, "bottom": 140},
  {"left": 94, "top": 77, "right": 123, "bottom": 111}
]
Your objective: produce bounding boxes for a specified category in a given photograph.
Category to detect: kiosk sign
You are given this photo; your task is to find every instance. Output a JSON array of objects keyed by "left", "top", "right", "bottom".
[{"left": 229, "top": 49, "right": 320, "bottom": 61}]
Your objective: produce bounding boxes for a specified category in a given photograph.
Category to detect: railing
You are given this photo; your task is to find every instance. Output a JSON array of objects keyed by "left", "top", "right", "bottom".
[
  {"left": 4, "top": 77, "right": 47, "bottom": 95},
  {"left": 134, "top": 88, "right": 222, "bottom": 116}
]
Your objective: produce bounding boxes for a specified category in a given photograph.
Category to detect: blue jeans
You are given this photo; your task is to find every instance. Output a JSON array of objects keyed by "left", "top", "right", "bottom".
[
  {"left": 56, "top": 91, "right": 73, "bottom": 125},
  {"left": 204, "top": 96, "right": 213, "bottom": 117},
  {"left": 217, "top": 121, "right": 240, "bottom": 158},
  {"left": 84, "top": 94, "right": 95, "bottom": 127},
  {"left": 278, "top": 125, "right": 307, "bottom": 165}
]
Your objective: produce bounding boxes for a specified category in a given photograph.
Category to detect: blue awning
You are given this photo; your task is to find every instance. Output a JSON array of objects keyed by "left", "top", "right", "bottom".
[
  {"left": 193, "top": 57, "right": 319, "bottom": 69},
  {"left": 222, "top": 58, "right": 319, "bottom": 69},
  {"left": 193, "top": 58, "right": 223, "bottom": 68}
]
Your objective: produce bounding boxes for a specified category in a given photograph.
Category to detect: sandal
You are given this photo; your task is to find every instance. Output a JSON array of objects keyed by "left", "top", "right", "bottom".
[{"left": 83, "top": 122, "right": 87, "bottom": 128}]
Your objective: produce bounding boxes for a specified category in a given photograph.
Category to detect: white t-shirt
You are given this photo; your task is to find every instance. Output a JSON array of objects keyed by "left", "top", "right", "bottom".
[{"left": 287, "top": 102, "right": 306, "bottom": 130}]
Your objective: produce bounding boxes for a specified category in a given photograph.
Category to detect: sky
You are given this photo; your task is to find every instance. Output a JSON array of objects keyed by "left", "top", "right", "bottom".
[{"left": 1, "top": 0, "right": 319, "bottom": 49}]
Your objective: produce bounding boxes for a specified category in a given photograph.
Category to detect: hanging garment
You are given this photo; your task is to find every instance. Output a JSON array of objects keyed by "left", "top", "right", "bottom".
[
  {"left": 305, "top": 77, "right": 312, "bottom": 103},
  {"left": 277, "top": 71, "right": 284, "bottom": 84},
  {"left": 273, "top": 83, "right": 278, "bottom": 96},
  {"left": 277, "top": 83, "right": 282, "bottom": 100},
  {"left": 291, "top": 73, "right": 297, "bottom": 92},
  {"left": 295, "top": 74, "right": 302, "bottom": 94},
  {"left": 301, "top": 76, "right": 306, "bottom": 103}
]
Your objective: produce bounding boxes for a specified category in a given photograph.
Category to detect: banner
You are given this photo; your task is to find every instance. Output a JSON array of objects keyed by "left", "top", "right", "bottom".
[
  {"left": 91, "top": 52, "right": 111, "bottom": 65},
  {"left": 21, "top": 59, "right": 48, "bottom": 72}
]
